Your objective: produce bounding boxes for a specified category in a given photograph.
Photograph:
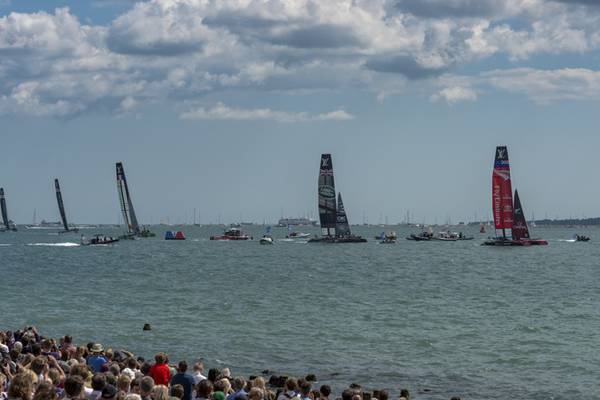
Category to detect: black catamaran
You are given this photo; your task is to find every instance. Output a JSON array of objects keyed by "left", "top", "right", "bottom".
[
  {"left": 55, "top": 179, "right": 78, "bottom": 233},
  {"left": 0, "top": 188, "right": 17, "bottom": 232},
  {"left": 116, "top": 162, "right": 155, "bottom": 238},
  {"left": 308, "top": 154, "right": 366, "bottom": 243}
]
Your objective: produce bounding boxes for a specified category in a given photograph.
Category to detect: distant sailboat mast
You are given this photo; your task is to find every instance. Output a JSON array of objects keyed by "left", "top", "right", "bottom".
[
  {"left": 116, "top": 162, "right": 140, "bottom": 235},
  {"left": 317, "top": 154, "right": 337, "bottom": 237}
]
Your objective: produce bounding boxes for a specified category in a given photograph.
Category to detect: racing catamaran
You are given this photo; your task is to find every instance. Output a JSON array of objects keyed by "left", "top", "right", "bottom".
[
  {"left": 116, "top": 162, "right": 155, "bottom": 239},
  {"left": 483, "top": 146, "right": 547, "bottom": 246},
  {"left": 308, "top": 154, "right": 366, "bottom": 243},
  {"left": 55, "top": 179, "right": 78, "bottom": 233},
  {"left": 0, "top": 188, "right": 17, "bottom": 232}
]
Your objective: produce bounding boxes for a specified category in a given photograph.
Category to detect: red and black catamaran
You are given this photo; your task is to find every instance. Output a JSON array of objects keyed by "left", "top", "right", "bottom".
[{"left": 483, "top": 146, "right": 547, "bottom": 246}]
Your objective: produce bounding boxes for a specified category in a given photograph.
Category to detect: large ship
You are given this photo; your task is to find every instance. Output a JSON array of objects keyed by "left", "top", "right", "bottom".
[{"left": 277, "top": 217, "right": 317, "bottom": 227}]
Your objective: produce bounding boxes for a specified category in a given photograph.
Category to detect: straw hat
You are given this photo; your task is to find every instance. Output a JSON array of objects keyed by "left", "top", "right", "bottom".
[{"left": 90, "top": 343, "right": 104, "bottom": 353}]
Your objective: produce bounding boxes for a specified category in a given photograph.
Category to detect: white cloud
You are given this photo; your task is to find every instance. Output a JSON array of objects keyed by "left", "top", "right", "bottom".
[
  {"left": 482, "top": 67, "right": 600, "bottom": 103},
  {"left": 431, "top": 86, "right": 477, "bottom": 104},
  {"left": 2, "top": 1, "right": 600, "bottom": 117},
  {"left": 179, "top": 102, "right": 354, "bottom": 122}
]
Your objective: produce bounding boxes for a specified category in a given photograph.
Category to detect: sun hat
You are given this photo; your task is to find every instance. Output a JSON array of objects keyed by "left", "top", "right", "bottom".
[{"left": 91, "top": 343, "right": 104, "bottom": 353}]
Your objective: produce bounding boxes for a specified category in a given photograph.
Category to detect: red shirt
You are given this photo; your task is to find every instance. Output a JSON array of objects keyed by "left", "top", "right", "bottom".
[{"left": 149, "top": 363, "right": 171, "bottom": 385}]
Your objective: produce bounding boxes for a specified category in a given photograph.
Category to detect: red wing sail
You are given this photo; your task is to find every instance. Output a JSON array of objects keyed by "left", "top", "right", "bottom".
[
  {"left": 492, "top": 146, "right": 513, "bottom": 231},
  {"left": 512, "top": 190, "right": 530, "bottom": 240}
]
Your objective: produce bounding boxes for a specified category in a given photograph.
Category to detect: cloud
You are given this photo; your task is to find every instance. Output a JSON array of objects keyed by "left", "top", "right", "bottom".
[
  {"left": 394, "top": 0, "right": 516, "bottom": 18},
  {"left": 179, "top": 102, "right": 354, "bottom": 122},
  {"left": 482, "top": 67, "right": 600, "bottom": 103},
  {"left": 365, "top": 55, "right": 449, "bottom": 79},
  {"left": 431, "top": 86, "right": 477, "bottom": 104},
  {"left": 2, "top": 0, "right": 600, "bottom": 118}
]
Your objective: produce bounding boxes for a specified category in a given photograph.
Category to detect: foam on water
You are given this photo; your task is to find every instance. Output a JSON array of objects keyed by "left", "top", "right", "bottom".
[{"left": 27, "top": 242, "right": 80, "bottom": 247}]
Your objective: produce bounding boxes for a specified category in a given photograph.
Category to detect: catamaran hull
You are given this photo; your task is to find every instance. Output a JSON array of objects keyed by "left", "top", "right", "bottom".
[
  {"left": 59, "top": 229, "right": 79, "bottom": 234},
  {"left": 482, "top": 239, "right": 548, "bottom": 246},
  {"left": 308, "top": 236, "right": 367, "bottom": 243}
]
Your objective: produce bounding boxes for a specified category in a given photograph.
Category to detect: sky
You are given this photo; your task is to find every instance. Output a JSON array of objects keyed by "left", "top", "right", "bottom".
[{"left": 1, "top": 0, "right": 600, "bottom": 225}]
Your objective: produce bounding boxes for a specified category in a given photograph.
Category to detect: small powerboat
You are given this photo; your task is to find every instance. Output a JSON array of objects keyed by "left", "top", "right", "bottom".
[
  {"left": 575, "top": 234, "right": 590, "bottom": 242},
  {"left": 210, "top": 227, "right": 250, "bottom": 241},
  {"left": 81, "top": 234, "right": 119, "bottom": 246},
  {"left": 286, "top": 232, "right": 310, "bottom": 239},
  {"left": 379, "top": 231, "right": 397, "bottom": 244},
  {"left": 406, "top": 232, "right": 433, "bottom": 241},
  {"left": 259, "top": 236, "right": 274, "bottom": 245}
]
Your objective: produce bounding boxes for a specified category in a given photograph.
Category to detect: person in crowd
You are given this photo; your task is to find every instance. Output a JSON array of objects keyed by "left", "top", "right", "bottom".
[
  {"left": 248, "top": 388, "right": 263, "bottom": 400},
  {"left": 191, "top": 364, "right": 205, "bottom": 386},
  {"left": 226, "top": 377, "right": 246, "bottom": 400},
  {"left": 33, "top": 382, "right": 56, "bottom": 400},
  {"left": 139, "top": 377, "right": 154, "bottom": 400},
  {"left": 150, "top": 385, "right": 169, "bottom": 400},
  {"left": 102, "top": 385, "right": 118, "bottom": 400},
  {"left": 276, "top": 379, "right": 299, "bottom": 400},
  {"left": 170, "top": 385, "right": 184, "bottom": 400},
  {"left": 194, "top": 379, "right": 212, "bottom": 400},
  {"left": 318, "top": 386, "right": 330, "bottom": 400},
  {"left": 63, "top": 375, "right": 85, "bottom": 400},
  {"left": 398, "top": 390, "right": 409, "bottom": 400},
  {"left": 117, "top": 375, "right": 131, "bottom": 395},
  {"left": 170, "top": 362, "right": 194, "bottom": 400},
  {"left": 89, "top": 373, "right": 107, "bottom": 400},
  {"left": 7, "top": 373, "right": 34, "bottom": 400},
  {"left": 87, "top": 345, "right": 107, "bottom": 374},
  {"left": 148, "top": 354, "right": 170, "bottom": 386},
  {"left": 122, "top": 359, "right": 138, "bottom": 381},
  {"left": 298, "top": 381, "right": 311, "bottom": 400}
]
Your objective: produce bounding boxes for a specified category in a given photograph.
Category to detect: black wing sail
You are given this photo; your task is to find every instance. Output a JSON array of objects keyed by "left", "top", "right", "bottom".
[
  {"left": 335, "top": 192, "right": 351, "bottom": 237},
  {"left": 0, "top": 188, "right": 9, "bottom": 230},
  {"left": 318, "top": 154, "right": 337, "bottom": 237},
  {"left": 116, "top": 162, "right": 140, "bottom": 235},
  {"left": 512, "top": 189, "right": 530, "bottom": 240},
  {"left": 55, "top": 179, "right": 70, "bottom": 231}
]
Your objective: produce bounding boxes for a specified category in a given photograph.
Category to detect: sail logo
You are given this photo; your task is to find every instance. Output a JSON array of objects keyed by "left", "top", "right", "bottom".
[
  {"left": 321, "top": 157, "right": 330, "bottom": 168},
  {"left": 496, "top": 148, "right": 507, "bottom": 159},
  {"left": 319, "top": 185, "right": 335, "bottom": 199},
  {"left": 494, "top": 169, "right": 511, "bottom": 181}
]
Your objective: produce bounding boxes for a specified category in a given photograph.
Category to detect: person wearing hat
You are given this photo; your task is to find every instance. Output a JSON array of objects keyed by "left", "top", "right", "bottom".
[{"left": 87, "top": 344, "right": 108, "bottom": 373}]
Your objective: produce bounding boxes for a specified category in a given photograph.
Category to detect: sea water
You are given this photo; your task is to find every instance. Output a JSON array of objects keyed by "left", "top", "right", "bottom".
[{"left": 1, "top": 225, "right": 599, "bottom": 400}]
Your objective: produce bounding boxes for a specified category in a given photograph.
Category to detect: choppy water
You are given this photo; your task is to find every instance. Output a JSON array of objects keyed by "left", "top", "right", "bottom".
[{"left": 2, "top": 225, "right": 600, "bottom": 400}]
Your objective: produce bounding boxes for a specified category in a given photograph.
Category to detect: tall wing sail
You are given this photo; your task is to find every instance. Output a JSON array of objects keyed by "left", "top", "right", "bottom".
[
  {"left": 55, "top": 179, "right": 70, "bottom": 231},
  {"left": 0, "top": 188, "right": 9, "bottom": 230},
  {"left": 492, "top": 146, "right": 513, "bottom": 233},
  {"left": 318, "top": 154, "right": 337, "bottom": 236},
  {"left": 512, "top": 190, "right": 530, "bottom": 240},
  {"left": 116, "top": 162, "right": 140, "bottom": 235},
  {"left": 335, "top": 192, "right": 352, "bottom": 237}
]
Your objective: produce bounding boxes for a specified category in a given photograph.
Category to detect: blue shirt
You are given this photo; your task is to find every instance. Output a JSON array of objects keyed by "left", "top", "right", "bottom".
[
  {"left": 227, "top": 390, "right": 247, "bottom": 400},
  {"left": 87, "top": 355, "right": 107, "bottom": 373},
  {"left": 170, "top": 373, "right": 195, "bottom": 400}
]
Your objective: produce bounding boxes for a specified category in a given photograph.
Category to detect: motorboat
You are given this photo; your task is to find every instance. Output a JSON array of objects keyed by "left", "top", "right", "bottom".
[
  {"left": 210, "top": 227, "right": 250, "bottom": 240},
  {"left": 406, "top": 231, "right": 433, "bottom": 241},
  {"left": 259, "top": 236, "right": 274, "bottom": 245},
  {"left": 575, "top": 234, "right": 590, "bottom": 242},
  {"left": 286, "top": 232, "right": 311, "bottom": 239},
  {"left": 81, "top": 234, "right": 119, "bottom": 246}
]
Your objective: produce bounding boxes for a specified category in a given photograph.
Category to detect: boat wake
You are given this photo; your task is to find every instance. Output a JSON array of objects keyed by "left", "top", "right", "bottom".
[
  {"left": 0, "top": 244, "right": 12, "bottom": 246},
  {"left": 556, "top": 239, "right": 576, "bottom": 242},
  {"left": 27, "top": 242, "right": 80, "bottom": 247}
]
